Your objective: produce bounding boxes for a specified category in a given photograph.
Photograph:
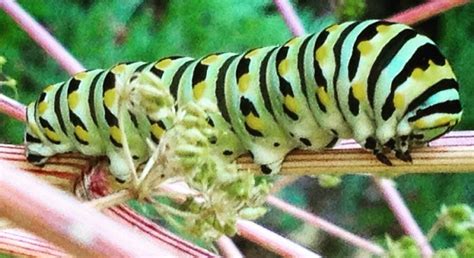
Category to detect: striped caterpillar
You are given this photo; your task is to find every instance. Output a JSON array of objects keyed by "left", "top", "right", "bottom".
[{"left": 25, "top": 20, "right": 462, "bottom": 182}]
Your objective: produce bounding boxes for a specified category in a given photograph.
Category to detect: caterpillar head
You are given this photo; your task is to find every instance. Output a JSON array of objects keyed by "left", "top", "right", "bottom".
[{"left": 408, "top": 106, "right": 462, "bottom": 146}]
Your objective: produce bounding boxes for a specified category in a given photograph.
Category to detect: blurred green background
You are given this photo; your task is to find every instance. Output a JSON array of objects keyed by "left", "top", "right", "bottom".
[{"left": 1, "top": 0, "right": 473, "bottom": 257}]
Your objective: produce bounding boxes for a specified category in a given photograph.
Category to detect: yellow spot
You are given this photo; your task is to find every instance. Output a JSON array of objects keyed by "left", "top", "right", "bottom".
[
  {"left": 317, "top": 87, "right": 331, "bottom": 106},
  {"left": 326, "top": 24, "right": 339, "bottom": 32},
  {"left": 414, "top": 119, "right": 427, "bottom": 129},
  {"left": 411, "top": 68, "right": 425, "bottom": 80},
  {"left": 193, "top": 81, "right": 206, "bottom": 100},
  {"left": 376, "top": 24, "right": 391, "bottom": 33},
  {"left": 246, "top": 113, "right": 263, "bottom": 131},
  {"left": 434, "top": 117, "right": 452, "bottom": 127},
  {"left": 151, "top": 123, "right": 165, "bottom": 139},
  {"left": 38, "top": 102, "right": 48, "bottom": 115},
  {"left": 155, "top": 59, "right": 173, "bottom": 70},
  {"left": 111, "top": 64, "right": 127, "bottom": 74},
  {"left": 352, "top": 82, "right": 366, "bottom": 101},
  {"left": 238, "top": 74, "right": 251, "bottom": 93},
  {"left": 68, "top": 91, "right": 80, "bottom": 109},
  {"left": 109, "top": 126, "right": 122, "bottom": 145},
  {"left": 74, "top": 71, "right": 88, "bottom": 80},
  {"left": 284, "top": 95, "right": 298, "bottom": 113},
  {"left": 44, "top": 85, "right": 55, "bottom": 92},
  {"left": 393, "top": 93, "right": 405, "bottom": 109},
  {"left": 285, "top": 37, "right": 300, "bottom": 47},
  {"left": 201, "top": 55, "right": 220, "bottom": 65},
  {"left": 357, "top": 41, "right": 372, "bottom": 55},
  {"left": 75, "top": 125, "right": 89, "bottom": 143},
  {"left": 104, "top": 89, "right": 116, "bottom": 109},
  {"left": 245, "top": 49, "right": 260, "bottom": 58},
  {"left": 45, "top": 128, "right": 61, "bottom": 142},
  {"left": 278, "top": 59, "right": 289, "bottom": 76},
  {"left": 316, "top": 46, "right": 328, "bottom": 61}
]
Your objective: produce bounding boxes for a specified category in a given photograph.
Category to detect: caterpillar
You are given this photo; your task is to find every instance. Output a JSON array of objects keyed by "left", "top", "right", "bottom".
[{"left": 25, "top": 20, "right": 462, "bottom": 182}]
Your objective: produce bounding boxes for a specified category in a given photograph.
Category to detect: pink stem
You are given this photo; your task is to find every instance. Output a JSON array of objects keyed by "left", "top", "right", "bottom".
[
  {"left": 387, "top": 0, "right": 470, "bottom": 25},
  {"left": 373, "top": 178, "right": 433, "bottom": 257},
  {"left": 216, "top": 236, "right": 244, "bottom": 258},
  {"left": 0, "top": 160, "right": 174, "bottom": 257},
  {"left": 0, "top": 94, "right": 25, "bottom": 121},
  {"left": 272, "top": 0, "right": 306, "bottom": 36},
  {"left": 0, "top": 0, "right": 85, "bottom": 75},
  {"left": 266, "top": 196, "right": 385, "bottom": 255},
  {"left": 237, "top": 219, "right": 320, "bottom": 257}
]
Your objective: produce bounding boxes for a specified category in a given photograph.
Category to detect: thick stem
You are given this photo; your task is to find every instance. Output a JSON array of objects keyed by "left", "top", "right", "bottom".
[{"left": 0, "top": 160, "right": 176, "bottom": 257}]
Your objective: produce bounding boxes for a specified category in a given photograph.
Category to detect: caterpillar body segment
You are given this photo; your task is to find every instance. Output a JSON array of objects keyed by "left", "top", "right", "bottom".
[{"left": 25, "top": 20, "right": 462, "bottom": 181}]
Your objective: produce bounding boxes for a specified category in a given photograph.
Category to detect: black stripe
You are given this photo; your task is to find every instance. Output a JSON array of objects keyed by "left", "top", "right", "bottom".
[
  {"left": 129, "top": 110, "right": 139, "bottom": 128},
  {"left": 67, "top": 77, "right": 81, "bottom": 95},
  {"left": 216, "top": 55, "right": 239, "bottom": 124},
  {"left": 367, "top": 29, "right": 417, "bottom": 108},
  {"left": 348, "top": 87, "right": 359, "bottom": 116},
  {"left": 136, "top": 62, "right": 151, "bottom": 72},
  {"left": 169, "top": 60, "right": 194, "bottom": 99},
  {"left": 235, "top": 54, "right": 250, "bottom": 81},
  {"left": 150, "top": 66, "right": 164, "bottom": 77},
  {"left": 88, "top": 71, "right": 105, "bottom": 126},
  {"left": 103, "top": 72, "right": 115, "bottom": 93},
  {"left": 69, "top": 111, "right": 89, "bottom": 145},
  {"left": 403, "top": 79, "right": 459, "bottom": 118},
  {"left": 297, "top": 35, "right": 314, "bottom": 101},
  {"left": 313, "top": 29, "right": 330, "bottom": 112},
  {"left": 258, "top": 47, "right": 278, "bottom": 118},
  {"left": 276, "top": 46, "right": 299, "bottom": 121},
  {"left": 53, "top": 83, "right": 68, "bottom": 135},
  {"left": 192, "top": 61, "right": 209, "bottom": 85},
  {"left": 408, "top": 100, "right": 461, "bottom": 122},
  {"left": 332, "top": 22, "right": 360, "bottom": 121},
  {"left": 348, "top": 21, "right": 392, "bottom": 81},
  {"left": 26, "top": 133, "right": 42, "bottom": 143},
  {"left": 39, "top": 117, "right": 61, "bottom": 144},
  {"left": 382, "top": 43, "right": 447, "bottom": 120},
  {"left": 240, "top": 96, "right": 264, "bottom": 137}
]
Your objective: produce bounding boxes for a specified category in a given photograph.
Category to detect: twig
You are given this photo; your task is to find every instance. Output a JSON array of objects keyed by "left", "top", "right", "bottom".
[
  {"left": 0, "top": 94, "right": 25, "bottom": 122},
  {"left": 237, "top": 219, "right": 321, "bottom": 258},
  {"left": 216, "top": 236, "right": 244, "bottom": 258},
  {"left": 272, "top": 0, "right": 306, "bottom": 36},
  {"left": 387, "top": 0, "right": 471, "bottom": 25},
  {"left": 0, "top": 0, "right": 85, "bottom": 75},
  {"left": 0, "top": 160, "right": 175, "bottom": 257},
  {"left": 266, "top": 195, "right": 385, "bottom": 256},
  {"left": 373, "top": 178, "right": 433, "bottom": 257}
]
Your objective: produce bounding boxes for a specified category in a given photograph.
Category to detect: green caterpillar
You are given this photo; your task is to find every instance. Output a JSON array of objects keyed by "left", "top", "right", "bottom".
[{"left": 25, "top": 20, "right": 462, "bottom": 182}]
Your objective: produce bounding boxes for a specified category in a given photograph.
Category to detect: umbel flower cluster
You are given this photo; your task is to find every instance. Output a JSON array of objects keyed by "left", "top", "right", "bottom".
[{"left": 108, "top": 71, "right": 272, "bottom": 243}]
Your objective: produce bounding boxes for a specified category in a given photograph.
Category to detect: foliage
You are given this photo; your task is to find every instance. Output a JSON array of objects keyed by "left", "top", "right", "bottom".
[{"left": 387, "top": 204, "right": 474, "bottom": 258}]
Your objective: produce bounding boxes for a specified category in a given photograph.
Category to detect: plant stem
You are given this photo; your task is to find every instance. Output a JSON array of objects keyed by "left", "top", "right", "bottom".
[
  {"left": 236, "top": 219, "right": 321, "bottom": 257},
  {"left": 216, "top": 236, "right": 244, "bottom": 258},
  {"left": 0, "top": 0, "right": 85, "bottom": 75},
  {"left": 373, "top": 178, "right": 434, "bottom": 257},
  {"left": 387, "top": 0, "right": 471, "bottom": 25},
  {"left": 266, "top": 195, "right": 386, "bottom": 256}
]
